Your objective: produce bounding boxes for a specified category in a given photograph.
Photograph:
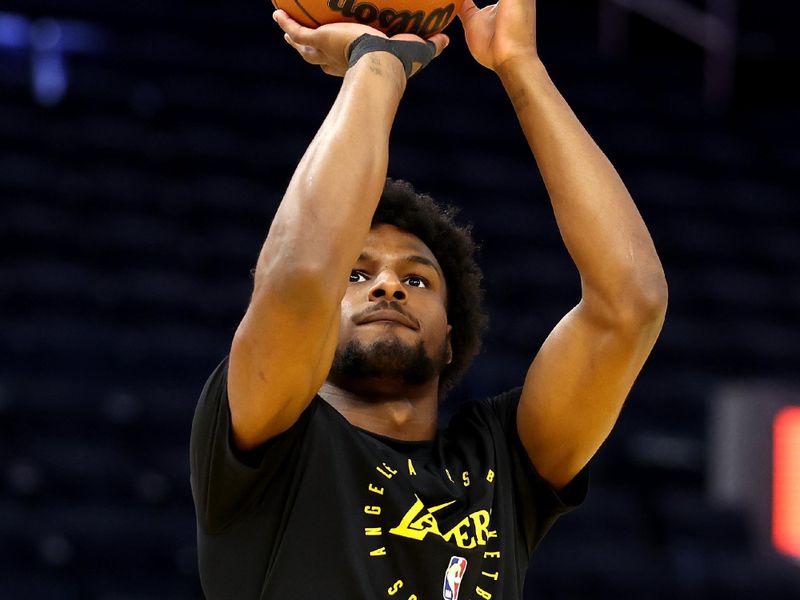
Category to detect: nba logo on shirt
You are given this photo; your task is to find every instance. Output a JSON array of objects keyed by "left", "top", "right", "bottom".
[{"left": 442, "top": 555, "right": 468, "bottom": 600}]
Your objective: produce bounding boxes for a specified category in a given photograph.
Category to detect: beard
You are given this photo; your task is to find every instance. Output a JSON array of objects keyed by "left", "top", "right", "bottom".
[{"left": 329, "top": 334, "right": 449, "bottom": 387}]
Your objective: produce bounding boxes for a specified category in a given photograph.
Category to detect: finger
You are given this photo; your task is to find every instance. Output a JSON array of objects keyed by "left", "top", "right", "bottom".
[
  {"left": 272, "top": 9, "right": 314, "bottom": 45},
  {"left": 426, "top": 33, "right": 450, "bottom": 58},
  {"left": 458, "top": 0, "right": 480, "bottom": 21},
  {"left": 283, "top": 33, "right": 324, "bottom": 64}
]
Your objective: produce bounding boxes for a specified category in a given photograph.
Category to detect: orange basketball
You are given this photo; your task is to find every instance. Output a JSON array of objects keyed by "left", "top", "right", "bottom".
[{"left": 272, "top": 0, "right": 458, "bottom": 37}]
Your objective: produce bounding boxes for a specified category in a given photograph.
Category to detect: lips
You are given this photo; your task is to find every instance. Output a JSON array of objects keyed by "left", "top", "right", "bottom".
[{"left": 357, "top": 309, "right": 418, "bottom": 330}]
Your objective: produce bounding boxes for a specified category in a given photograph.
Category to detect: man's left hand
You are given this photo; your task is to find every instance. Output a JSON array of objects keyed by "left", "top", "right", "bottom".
[{"left": 457, "top": 0, "right": 538, "bottom": 72}]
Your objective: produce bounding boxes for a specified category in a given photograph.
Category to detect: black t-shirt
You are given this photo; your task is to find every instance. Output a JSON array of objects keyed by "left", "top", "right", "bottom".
[{"left": 190, "top": 357, "right": 588, "bottom": 600}]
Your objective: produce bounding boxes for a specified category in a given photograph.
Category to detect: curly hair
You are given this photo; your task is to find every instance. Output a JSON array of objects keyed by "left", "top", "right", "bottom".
[{"left": 372, "top": 178, "right": 488, "bottom": 397}]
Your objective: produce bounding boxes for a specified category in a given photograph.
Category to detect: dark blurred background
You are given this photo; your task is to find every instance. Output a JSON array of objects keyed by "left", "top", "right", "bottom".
[{"left": 1, "top": 0, "right": 799, "bottom": 598}]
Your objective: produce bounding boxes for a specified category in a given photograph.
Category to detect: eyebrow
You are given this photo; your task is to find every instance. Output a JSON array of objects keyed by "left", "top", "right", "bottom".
[
  {"left": 357, "top": 252, "right": 443, "bottom": 279},
  {"left": 405, "top": 255, "right": 441, "bottom": 275}
]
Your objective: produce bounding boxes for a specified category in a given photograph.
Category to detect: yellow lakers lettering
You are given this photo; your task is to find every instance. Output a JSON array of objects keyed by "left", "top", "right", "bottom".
[
  {"left": 386, "top": 579, "right": 418, "bottom": 599},
  {"left": 377, "top": 463, "right": 398, "bottom": 479},
  {"left": 388, "top": 495, "right": 496, "bottom": 549}
]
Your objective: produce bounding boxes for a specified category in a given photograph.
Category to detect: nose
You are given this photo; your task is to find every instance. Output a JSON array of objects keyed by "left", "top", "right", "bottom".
[{"left": 368, "top": 270, "right": 407, "bottom": 303}]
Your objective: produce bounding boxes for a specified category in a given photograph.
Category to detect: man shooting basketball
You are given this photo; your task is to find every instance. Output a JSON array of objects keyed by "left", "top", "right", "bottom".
[{"left": 190, "top": 0, "right": 668, "bottom": 598}]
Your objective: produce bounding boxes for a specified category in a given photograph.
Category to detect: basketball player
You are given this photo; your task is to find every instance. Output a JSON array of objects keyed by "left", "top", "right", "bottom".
[{"left": 190, "top": 0, "right": 668, "bottom": 598}]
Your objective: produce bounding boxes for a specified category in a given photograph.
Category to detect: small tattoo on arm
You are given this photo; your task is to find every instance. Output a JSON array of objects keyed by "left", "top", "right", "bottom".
[{"left": 368, "top": 55, "right": 383, "bottom": 76}]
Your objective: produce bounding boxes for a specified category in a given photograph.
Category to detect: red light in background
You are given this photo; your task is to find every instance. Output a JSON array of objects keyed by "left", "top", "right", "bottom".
[{"left": 773, "top": 407, "right": 800, "bottom": 559}]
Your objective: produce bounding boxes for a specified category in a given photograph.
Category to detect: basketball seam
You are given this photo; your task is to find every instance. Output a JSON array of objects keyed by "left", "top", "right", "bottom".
[{"left": 292, "top": 0, "right": 323, "bottom": 26}]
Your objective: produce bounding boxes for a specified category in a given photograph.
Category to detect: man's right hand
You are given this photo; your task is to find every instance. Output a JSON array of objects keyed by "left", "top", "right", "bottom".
[{"left": 273, "top": 10, "right": 449, "bottom": 77}]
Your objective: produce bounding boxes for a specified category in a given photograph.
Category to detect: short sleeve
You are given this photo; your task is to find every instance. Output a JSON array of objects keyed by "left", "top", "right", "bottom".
[
  {"left": 189, "top": 356, "right": 316, "bottom": 534},
  {"left": 484, "top": 387, "right": 589, "bottom": 555}
]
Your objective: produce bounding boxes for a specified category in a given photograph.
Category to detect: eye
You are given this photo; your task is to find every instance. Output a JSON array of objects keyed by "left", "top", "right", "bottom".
[
  {"left": 349, "top": 270, "right": 368, "bottom": 284},
  {"left": 404, "top": 275, "right": 428, "bottom": 288}
]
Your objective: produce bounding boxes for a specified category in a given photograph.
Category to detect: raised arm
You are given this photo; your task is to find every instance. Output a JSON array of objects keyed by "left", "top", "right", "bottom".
[
  {"left": 459, "top": 0, "right": 667, "bottom": 489},
  {"left": 229, "top": 14, "right": 448, "bottom": 451}
]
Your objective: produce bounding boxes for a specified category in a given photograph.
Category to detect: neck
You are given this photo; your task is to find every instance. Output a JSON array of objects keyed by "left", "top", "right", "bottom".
[{"left": 318, "top": 378, "right": 439, "bottom": 441}]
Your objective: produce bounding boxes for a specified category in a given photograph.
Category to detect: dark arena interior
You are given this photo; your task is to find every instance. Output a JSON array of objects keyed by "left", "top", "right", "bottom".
[{"left": 1, "top": 0, "right": 799, "bottom": 598}]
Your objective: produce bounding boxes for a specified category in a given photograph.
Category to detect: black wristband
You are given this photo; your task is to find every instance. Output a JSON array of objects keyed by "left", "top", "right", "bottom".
[{"left": 347, "top": 34, "right": 436, "bottom": 79}]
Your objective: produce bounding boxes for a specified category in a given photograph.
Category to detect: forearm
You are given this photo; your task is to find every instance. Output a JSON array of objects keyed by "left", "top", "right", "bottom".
[
  {"left": 255, "top": 53, "right": 406, "bottom": 294},
  {"left": 498, "top": 57, "right": 667, "bottom": 318}
]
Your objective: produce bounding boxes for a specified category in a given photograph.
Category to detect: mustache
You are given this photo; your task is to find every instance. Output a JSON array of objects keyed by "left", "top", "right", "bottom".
[{"left": 352, "top": 302, "right": 419, "bottom": 329}]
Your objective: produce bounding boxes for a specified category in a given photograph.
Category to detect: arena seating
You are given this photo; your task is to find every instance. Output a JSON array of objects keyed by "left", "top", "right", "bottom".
[{"left": 1, "top": 0, "right": 799, "bottom": 597}]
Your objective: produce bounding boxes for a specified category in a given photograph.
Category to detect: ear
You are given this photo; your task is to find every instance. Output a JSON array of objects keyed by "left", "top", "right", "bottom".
[{"left": 445, "top": 324, "right": 453, "bottom": 365}]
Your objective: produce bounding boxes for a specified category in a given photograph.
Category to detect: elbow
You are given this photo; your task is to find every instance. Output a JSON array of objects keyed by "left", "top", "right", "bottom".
[
  {"left": 585, "top": 267, "right": 668, "bottom": 329},
  {"left": 629, "top": 269, "right": 668, "bottom": 321},
  {"left": 251, "top": 248, "right": 341, "bottom": 307},
  {"left": 619, "top": 271, "right": 669, "bottom": 332},
  {"left": 244, "top": 265, "right": 338, "bottom": 326},
  {"left": 252, "top": 260, "right": 325, "bottom": 295}
]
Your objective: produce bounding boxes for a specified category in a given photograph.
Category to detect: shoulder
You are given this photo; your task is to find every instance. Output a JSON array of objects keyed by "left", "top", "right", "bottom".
[
  {"left": 192, "top": 355, "right": 328, "bottom": 468},
  {"left": 448, "top": 387, "right": 524, "bottom": 431},
  {"left": 439, "top": 388, "right": 524, "bottom": 458}
]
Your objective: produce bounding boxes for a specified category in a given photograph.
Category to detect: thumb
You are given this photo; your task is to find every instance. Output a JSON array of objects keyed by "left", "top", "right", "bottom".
[{"left": 458, "top": 0, "right": 480, "bottom": 21}]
